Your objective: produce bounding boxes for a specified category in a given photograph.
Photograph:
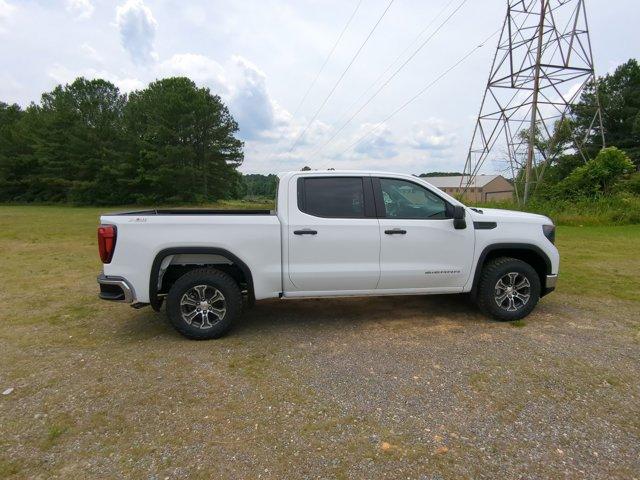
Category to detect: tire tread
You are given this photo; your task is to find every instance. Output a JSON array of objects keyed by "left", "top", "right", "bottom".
[{"left": 476, "top": 257, "right": 540, "bottom": 321}]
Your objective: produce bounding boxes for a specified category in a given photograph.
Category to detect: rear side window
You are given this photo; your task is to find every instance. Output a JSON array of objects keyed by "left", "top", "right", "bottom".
[{"left": 299, "top": 177, "right": 365, "bottom": 218}]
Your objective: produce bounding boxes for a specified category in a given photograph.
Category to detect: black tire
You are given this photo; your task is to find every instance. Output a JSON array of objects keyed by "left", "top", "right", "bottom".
[
  {"left": 476, "top": 257, "right": 541, "bottom": 321},
  {"left": 166, "top": 268, "right": 242, "bottom": 340}
]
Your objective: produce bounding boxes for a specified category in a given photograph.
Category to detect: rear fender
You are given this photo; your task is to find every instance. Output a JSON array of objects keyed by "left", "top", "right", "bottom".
[{"left": 149, "top": 247, "right": 254, "bottom": 311}]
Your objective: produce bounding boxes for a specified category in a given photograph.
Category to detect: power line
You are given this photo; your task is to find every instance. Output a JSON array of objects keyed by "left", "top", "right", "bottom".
[
  {"left": 288, "top": 0, "right": 396, "bottom": 152},
  {"left": 312, "top": 0, "right": 468, "bottom": 157},
  {"left": 290, "top": 0, "right": 364, "bottom": 120},
  {"left": 332, "top": 0, "right": 458, "bottom": 128},
  {"left": 337, "top": 28, "right": 502, "bottom": 158}
]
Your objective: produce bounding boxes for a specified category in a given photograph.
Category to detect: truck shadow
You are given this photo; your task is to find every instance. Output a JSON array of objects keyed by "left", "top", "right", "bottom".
[
  {"left": 118, "top": 294, "right": 485, "bottom": 340},
  {"left": 233, "top": 294, "right": 483, "bottom": 336}
]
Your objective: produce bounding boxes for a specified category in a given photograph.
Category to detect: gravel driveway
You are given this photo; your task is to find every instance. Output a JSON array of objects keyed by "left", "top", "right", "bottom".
[{"left": 1, "top": 291, "right": 639, "bottom": 479}]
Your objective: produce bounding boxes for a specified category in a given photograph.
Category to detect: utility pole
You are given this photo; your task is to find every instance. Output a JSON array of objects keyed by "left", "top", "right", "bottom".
[{"left": 461, "top": 0, "right": 604, "bottom": 204}]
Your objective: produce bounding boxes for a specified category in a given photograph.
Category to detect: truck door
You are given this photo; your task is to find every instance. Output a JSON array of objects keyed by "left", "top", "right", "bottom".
[
  {"left": 373, "top": 177, "right": 475, "bottom": 290},
  {"left": 287, "top": 175, "right": 380, "bottom": 293}
]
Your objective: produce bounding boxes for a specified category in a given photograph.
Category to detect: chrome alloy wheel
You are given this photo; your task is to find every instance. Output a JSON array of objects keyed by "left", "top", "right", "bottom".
[
  {"left": 179, "top": 285, "right": 226, "bottom": 329},
  {"left": 494, "top": 272, "right": 531, "bottom": 312}
]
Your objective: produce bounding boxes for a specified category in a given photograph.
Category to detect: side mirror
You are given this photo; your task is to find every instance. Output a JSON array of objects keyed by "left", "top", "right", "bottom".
[{"left": 453, "top": 205, "right": 466, "bottom": 230}]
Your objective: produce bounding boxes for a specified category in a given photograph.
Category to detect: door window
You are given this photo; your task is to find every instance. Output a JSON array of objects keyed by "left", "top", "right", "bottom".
[
  {"left": 299, "top": 177, "right": 365, "bottom": 218},
  {"left": 379, "top": 178, "right": 448, "bottom": 219}
]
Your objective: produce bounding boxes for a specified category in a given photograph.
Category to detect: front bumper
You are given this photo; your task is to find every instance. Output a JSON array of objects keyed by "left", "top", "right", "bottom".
[
  {"left": 97, "top": 274, "right": 136, "bottom": 303},
  {"left": 542, "top": 274, "right": 558, "bottom": 296}
]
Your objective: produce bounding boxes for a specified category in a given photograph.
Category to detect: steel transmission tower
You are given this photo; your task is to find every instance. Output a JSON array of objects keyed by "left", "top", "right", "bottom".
[{"left": 461, "top": 0, "right": 604, "bottom": 203}]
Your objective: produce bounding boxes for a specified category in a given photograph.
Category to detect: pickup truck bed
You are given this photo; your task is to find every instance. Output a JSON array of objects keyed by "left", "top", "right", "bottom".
[{"left": 108, "top": 209, "right": 274, "bottom": 215}]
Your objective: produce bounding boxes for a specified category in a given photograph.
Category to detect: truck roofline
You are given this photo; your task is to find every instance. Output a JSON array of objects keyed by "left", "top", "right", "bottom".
[{"left": 278, "top": 170, "right": 466, "bottom": 207}]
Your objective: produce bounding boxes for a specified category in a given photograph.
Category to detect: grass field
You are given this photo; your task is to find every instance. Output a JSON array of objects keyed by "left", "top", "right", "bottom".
[{"left": 1, "top": 205, "right": 639, "bottom": 478}]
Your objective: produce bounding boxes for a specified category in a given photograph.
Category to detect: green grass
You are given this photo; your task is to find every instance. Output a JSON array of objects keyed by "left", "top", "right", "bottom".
[
  {"left": 556, "top": 225, "right": 640, "bottom": 302},
  {"left": 44, "top": 424, "right": 68, "bottom": 447}
]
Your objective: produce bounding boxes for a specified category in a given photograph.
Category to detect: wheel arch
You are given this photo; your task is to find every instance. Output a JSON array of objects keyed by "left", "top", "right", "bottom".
[
  {"left": 149, "top": 247, "right": 255, "bottom": 311},
  {"left": 470, "top": 243, "right": 552, "bottom": 298}
]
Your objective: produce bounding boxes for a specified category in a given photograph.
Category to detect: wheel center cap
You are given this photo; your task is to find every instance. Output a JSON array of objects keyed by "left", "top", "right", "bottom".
[{"left": 199, "top": 301, "right": 209, "bottom": 310}]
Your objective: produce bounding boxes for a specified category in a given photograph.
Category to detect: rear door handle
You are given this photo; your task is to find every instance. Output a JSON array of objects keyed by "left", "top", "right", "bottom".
[
  {"left": 294, "top": 229, "right": 318, "bottom": 235},
  {"left": 385, "top": 229, "right": 407, "bottom": 235}
]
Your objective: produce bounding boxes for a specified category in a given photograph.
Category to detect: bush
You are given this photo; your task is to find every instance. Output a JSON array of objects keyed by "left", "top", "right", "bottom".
[
  {"left": 553, "top": 147, "right": 635, "bottom": 198},
  {"left": 615, "top": 172, "right": 640, "bottom": 195}
]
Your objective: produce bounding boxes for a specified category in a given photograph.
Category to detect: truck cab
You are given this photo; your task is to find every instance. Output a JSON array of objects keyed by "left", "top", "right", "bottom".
[{"left": 98, "top": 170, "right": 559, "bottom": 339}]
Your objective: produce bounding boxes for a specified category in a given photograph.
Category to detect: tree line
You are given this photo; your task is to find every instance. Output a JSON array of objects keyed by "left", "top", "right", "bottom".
[
  {"left": 0, "top": 77, "right": 244, "bottom": 205},
  {"left": 0, "top": 59, "right": 639, "bottom": 205}
]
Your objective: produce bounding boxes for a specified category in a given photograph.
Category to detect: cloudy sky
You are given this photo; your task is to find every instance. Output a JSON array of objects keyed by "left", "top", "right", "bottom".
[{"left": 0, "top": 0, "right": 637, "bottom": 174}]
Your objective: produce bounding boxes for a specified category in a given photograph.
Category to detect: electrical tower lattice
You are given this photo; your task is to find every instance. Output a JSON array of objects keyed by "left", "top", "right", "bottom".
[{"left": 461, "top": 0, "right": 604, "bottom": 203}]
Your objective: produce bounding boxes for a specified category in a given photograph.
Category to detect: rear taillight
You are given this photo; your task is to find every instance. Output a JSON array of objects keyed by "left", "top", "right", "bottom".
[{"left": 98, "top": 225, "right": 117, "bottom": 263}]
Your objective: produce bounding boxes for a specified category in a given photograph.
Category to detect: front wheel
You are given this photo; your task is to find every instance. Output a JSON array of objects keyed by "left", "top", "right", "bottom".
[
  {"left": 166, "top": 268, "right": 242, "bottom": 339},
  {"left": 476, "top": 257, "right": 541, "bottom": 321}
]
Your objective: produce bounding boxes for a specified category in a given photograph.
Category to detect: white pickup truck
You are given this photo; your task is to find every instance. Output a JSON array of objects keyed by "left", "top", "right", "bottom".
[{"left": 97, "top": 170, "right": 559, "bottom": 339}]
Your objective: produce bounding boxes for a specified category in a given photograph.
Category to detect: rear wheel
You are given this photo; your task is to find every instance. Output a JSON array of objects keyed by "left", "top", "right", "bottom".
[
  {"left": 476, "top": 257, "right": 540, "bottom": 321},
  {"left": 166, "top": 268, "right": 242, "bottom": 339}
]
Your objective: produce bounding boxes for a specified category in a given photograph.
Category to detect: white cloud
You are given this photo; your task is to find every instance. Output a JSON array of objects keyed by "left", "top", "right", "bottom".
[
  {"left": 155, "top": 53, "right": 332, "bottom": 167},
  {"left": 228, "top": 56, "right": 277, "bottom": 140},
  {"left": 47, "top": 63, "right": 80, "bottom": 84},
  {"left": 182, "top": 5, "right": 207, "bottom": 27},
  {"left": 115, "top": 0, "right": 157, "bottom": 65},
  {"left": 0, "top": 0, "right": 16, "bottom": 32},
  {"left": 227, "top": 56, "right": 330, "bottom": 145},
  {"left": 115, "top": 77, "right": 145, "bottom": 93},
  {"left": 408, "top": 119, "right": 457, "bottom": 151},
  {"left": 47, "top": 63, "right": 143, "bottom": 93},
  {"left": 80, "top": 43, "right": 103, "bottom": 63},
  {"left": 285, "top": 117, "right": 331, "bottom": 146},
  {"left": 353, "top": 123, "right": 398, "bottom": 159},
  {"left": 66, "top": 0, "right": 94, "bottom": 20},
  {"left": 0, "top": 0, "right": 14, "bottom": 17},
  {"left": 0, "top": 72, "right": 24, "bottom": 102},
  {"left": 43, "top": 49, "right": 295, "bottom": 145},
  {"left": 158, "top": 53, "right": 228, "bottom": 93},
  {"left": 324, "top": 120, "right": 459, "bottom": 172},
  {"left": 157, "top": 52, "right": 299, "bottom": 143}
]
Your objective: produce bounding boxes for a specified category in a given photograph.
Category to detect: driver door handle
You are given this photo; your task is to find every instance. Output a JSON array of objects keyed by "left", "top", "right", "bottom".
[
  {"left": 385, "top": 228, "right": 407, "bottom": 235},
  {"left": 294, "top": 229, "right": 318, "bottom": 235}
]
